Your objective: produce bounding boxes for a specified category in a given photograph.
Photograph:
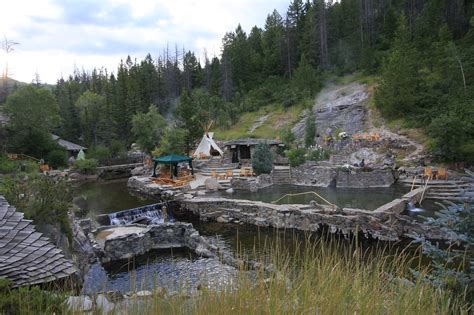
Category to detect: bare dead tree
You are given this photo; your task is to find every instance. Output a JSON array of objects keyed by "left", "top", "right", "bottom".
[{"left": 1, "top": 36, "right": 19, "bottom": 79}]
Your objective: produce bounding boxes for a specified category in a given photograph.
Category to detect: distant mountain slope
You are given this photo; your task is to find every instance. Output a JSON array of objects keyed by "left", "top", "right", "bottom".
[{"left": 0, "top": 77, "right": 27, "bottom": 103}]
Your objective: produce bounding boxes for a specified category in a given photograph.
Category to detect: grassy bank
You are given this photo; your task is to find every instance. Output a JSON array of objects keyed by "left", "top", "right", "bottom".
[
  {"left": 1, "top": 236, "right": 470, "bottom": 314},
  {"left": 215, "top": 99, "right": 310, "bottom": 140}
]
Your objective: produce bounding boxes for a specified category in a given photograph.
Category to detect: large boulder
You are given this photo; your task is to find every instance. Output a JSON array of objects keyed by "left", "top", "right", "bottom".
[{"left": 204, "top": 178, "right": 222, "bottom": 191}]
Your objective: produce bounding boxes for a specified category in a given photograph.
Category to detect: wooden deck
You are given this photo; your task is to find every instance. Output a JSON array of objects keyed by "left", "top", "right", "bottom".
[{"left": 0, "top": 195, "right": 76, "bottom": 287}]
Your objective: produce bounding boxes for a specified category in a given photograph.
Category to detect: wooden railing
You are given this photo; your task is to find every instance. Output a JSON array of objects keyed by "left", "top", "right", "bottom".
[{"left": 7, "top": 153, "right": 40, "bottom": 162}]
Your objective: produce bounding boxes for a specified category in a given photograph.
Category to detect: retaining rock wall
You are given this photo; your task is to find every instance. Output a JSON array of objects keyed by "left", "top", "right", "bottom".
[
  {"left": 92, "top": 222, "right": 238, "bottom": 267},
  {"left": 291, "top": 163, "right": 395, "bottom": 188},
  {"left": 179, "top": 197, "right": 456, "bottom": 242},
  {"left": 230, "top": 174, "right": 273, "bottom": 192}
]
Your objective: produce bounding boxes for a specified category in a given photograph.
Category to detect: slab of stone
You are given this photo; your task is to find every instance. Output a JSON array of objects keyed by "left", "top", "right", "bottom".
[{"left": 66, "top": 295, "right": 93, "bottom": 312}]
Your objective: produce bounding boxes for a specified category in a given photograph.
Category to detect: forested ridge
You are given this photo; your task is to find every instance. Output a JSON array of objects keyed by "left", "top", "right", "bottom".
[{"left": 2, "top": 0, "right": 474, "bottom": 163}]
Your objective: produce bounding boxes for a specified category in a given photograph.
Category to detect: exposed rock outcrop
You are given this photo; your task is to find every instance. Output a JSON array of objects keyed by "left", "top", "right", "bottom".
[
  {"left": 231, "top": 174, "right": 273, "bottom": 192},
  {"left": 91, "top": 222, "right": 238, "bottom": 267}
]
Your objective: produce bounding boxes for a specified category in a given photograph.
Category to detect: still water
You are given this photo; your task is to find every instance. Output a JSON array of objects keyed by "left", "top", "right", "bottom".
[
  {"left": 75, "top": 179, "right": 428, "bottom": 294},
  {"left": 208, "top": 184, "right": 410, "bottom": 210}
]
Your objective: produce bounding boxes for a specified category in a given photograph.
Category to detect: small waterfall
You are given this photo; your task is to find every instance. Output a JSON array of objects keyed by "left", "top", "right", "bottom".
[
  {"left": 406, "top": 201, "right": 425, "bottom": 213},
  {"left": 107, "top": 203, "right": 172, "bottom": 225}
]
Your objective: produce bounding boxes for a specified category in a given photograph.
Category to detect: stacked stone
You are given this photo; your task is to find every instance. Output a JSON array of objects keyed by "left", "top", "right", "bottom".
[{"left": 0, "top": 195, "right": 76, "bottom": 287}]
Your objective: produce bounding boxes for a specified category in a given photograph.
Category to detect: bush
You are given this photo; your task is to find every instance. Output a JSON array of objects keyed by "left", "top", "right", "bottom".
[
  {"left": 46, "top": 149, "right": 68, "bottom": 169},
  {"left": 88, "top": 145, "right": 111, "bottom": 161},
  {"left": 0, "top": 156, "right": 17, "bottom": 174},
  {"left": 304, "top": 109, "right": 316, "bottom": 148},
  {"left": 109, "top": 140, "right": 127, "bottom": 158},
  {"left": 252, "top": 143, "right": 273, "bottom": 175},
  {"left": 280, "top": 128, "right": 296, "bottom": 148},
  {"left": 74, "top": 159, "right": 98, "bottom": 174},
  {"left": 286, "top": 148, "right": 306, "bottom": 167},
  {"left": 0, "top": 175, "right": 73, "bottom": 241},
  {"left": 307, "top": 148, "right": 330, "bottom": 162},
  {"left": 0, "top": 156, "right": 39, "bottom": 174}
]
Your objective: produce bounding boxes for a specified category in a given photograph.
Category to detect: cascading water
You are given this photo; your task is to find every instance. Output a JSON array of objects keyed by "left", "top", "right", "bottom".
[
  {"left": 107, "top": 203, "right": 172, "bottom": 225},
  {"left": 406, "top": 201, "right": 425, "bottom": 213}
]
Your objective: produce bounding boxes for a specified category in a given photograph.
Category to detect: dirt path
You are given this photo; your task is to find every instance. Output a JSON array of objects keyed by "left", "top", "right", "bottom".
[{"left": 248, "top": 113, "right": 272, "bottom": 133}]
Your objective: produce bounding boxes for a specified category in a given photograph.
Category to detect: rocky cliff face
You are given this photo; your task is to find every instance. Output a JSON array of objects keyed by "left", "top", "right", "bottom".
[{"left": 292, "top": 82, "right": 369, "bottom": 141}]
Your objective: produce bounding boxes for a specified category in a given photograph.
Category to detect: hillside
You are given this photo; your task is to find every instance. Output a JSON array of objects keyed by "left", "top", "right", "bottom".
[
  {"left": 0, "top": 77, "right": 26, "bottom": 103},
  {"left": 214, "top": 74, "right": 428, "bottom": 166}
]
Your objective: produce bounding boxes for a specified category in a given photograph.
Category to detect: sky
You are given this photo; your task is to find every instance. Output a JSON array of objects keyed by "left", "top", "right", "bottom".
[{"left": 0, "top": 0, "right": 289, "bottom": 84}]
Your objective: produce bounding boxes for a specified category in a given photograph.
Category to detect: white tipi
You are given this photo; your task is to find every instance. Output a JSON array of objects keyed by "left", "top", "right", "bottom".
[{"left": 193, "top": 132, "right": 223, "bottom": 159}]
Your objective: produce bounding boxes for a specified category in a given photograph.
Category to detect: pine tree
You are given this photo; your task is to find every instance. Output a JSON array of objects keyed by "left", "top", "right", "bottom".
[
  {"left": 304, "top": 108, "right": 316, "bottom": 148},
  {"left": 375, "top": 15, "right": 420, "bottom": 118}
]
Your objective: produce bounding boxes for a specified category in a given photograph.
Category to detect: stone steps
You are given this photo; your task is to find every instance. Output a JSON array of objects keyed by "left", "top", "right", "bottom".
[{"left": 272, "top": 168, "right": 291, "bottom": 184}]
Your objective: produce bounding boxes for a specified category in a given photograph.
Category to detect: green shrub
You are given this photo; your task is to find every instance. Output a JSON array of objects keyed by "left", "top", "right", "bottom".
[
  {"left": 46, "top": 149, "right": 68, "bottom": 169},
  {"left": 304, "top": 109, "right": 316, "bottom": 148},
  {"left": 88, "top": 145, "right": 111, "bottom": 161},
  {"left": 252, "top": 143, "right": 273, "bottom": 175},
  {"left": 0, "top": 285, "right": 66, "bottom": 314},
  {"left": 110, "top": 140, "right": 127, "bottom": 158},
  {"left": 0, "top": 156, "right": 17, "bottom": 174},
  {"left": 74, "top": 158, "right": 98, "bottom": 174},
  {"left": 0, "top": 156, "right": 39, "bottom": 174},
  {"left": 307, "top": 148, "right": 330, "bottom": 162},
  {"left": 286, "top": 148, "right": 306, "bottom": 167},
  {"left": 0, "top": 175, "right": 73, "bottom": 242}
]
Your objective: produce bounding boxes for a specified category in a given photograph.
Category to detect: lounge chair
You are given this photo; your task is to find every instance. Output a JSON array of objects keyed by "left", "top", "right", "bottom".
[
  {"left": 423, "top": 167, "right": 433, "bottom": 180},
  {"left": 437, "top": 168, "right": 448, "bottom": 180}
]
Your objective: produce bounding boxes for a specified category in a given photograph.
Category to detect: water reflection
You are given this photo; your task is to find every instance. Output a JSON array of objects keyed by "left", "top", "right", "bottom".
[
  {"left": 82, "top": 249, "right": 236, "bottom": 295},
  {"left": 73, "top": 179, "right": 153, "bottom": 216}
]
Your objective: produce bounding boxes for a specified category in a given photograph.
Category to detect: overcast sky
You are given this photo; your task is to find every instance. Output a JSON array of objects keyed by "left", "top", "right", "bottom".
[{"left": 1, "top": 0, "right": 288, "bottom": 84}]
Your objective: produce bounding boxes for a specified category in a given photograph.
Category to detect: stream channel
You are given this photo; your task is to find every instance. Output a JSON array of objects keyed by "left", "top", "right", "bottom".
[{"left": 74, "top": 179, "right": 437, "bottom": 294}]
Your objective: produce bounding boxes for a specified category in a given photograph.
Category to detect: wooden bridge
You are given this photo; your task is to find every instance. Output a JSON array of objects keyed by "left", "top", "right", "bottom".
[{"left": 0, "top": 195, "right": 76, "bottom": 287}]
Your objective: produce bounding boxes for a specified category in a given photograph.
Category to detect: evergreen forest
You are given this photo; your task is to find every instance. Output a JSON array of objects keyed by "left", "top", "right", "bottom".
[{"left": 2, "top": 0, "right": 474, "bottom": 163}]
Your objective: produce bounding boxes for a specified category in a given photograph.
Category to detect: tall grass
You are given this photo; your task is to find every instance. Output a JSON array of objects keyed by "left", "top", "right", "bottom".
[{"left": 1, "top": 235, "right": 470, "bottom": 314}]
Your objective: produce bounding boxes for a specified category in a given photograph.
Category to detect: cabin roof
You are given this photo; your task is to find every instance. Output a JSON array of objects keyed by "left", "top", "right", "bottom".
[
  {"left": 0, "top": 195, "right": 77, "bottom": 287},
  {"left": 51, "top": 134, "right": 86, "bottom": 151},
  {"left": 224, "top": 138, "right": 282, "bottom": 146}
]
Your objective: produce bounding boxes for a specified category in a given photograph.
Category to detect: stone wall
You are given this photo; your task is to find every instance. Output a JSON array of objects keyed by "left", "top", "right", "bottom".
[
  {"left": 179, "top": 197, "right": 457, "bottom": 242},
  {"left": 291, "top": 162, "right": 395, "bottom": 188},
  {"left": 230, "top": 174, "right": 273, "bottom": 192},
  {"left": 127, "top": 176, "right": 163, "bottom": 199},
  {"left": 92, "top": 222, "right": 238, "bottom": 267},
  {"left": 373, "top": 187, "right": 425, "bottom": 214}
]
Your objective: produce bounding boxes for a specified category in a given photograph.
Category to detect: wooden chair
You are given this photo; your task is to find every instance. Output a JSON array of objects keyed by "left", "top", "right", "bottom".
[
  {"left": 211, "top": 171, "right": 217, "bottom": 178},
  {"left": 39, "top": 164, "right": 50, "bottom": 172},
  {"left": 423, "top": 167, "right": 433, "bottom": 180},
  {"left": 218, "top": 173, "right": 227, "bottom": 180},
  {"left": 226, "top": 169, "right": 233, "bottom": 178},
  {"left": 437, "top": 168, "right": 448, "bottom": 180}
]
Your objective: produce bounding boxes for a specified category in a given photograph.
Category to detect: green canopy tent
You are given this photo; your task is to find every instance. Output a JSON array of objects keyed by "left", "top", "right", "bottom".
[{"left": 152, "top": 154, "right": 194, "bottom": 178}]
